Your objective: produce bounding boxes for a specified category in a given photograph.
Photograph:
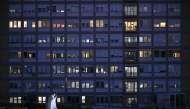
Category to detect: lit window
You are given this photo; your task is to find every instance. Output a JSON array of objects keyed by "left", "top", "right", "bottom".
[
  {"left": 90, "top": 20, "right": 93, "bottom": 27},
  {"left": 24, "top": 21, "right": 27, "bottom": 28},
  {"left": 38, "top": 21, "right": 42, "bottom": 27},
  {"left": 160, "top": 22, "right": 166, "bottom": 27},
  {"left": 32, "top": 22, "right": 35, "bottom": 28}
]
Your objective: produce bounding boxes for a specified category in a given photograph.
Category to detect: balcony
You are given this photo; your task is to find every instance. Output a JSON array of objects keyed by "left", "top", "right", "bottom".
[
  {"left": 125, "top": 21, "right": 137, "bottom": 32},
  {"left": 125, "top": 51, "right": 137, "bottom": 62}
]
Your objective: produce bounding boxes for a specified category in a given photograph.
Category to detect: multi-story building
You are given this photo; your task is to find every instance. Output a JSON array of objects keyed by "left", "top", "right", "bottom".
[{"left": 0, "top": 0, "right": 190, "bottom": 108}]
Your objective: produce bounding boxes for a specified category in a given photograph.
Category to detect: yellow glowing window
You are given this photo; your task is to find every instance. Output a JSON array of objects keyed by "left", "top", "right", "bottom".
[
  {"left": 57, "top": 24, "right": 61, "bottom": 28},
  {"left": 160, "top": 22, "right": 166, "bottom": 27},
  {"left": 32, "top": 22, "right": 36, "bottom": 28},
  {"left": 52, "top": 24, "right": 56, "bottom": 28}
]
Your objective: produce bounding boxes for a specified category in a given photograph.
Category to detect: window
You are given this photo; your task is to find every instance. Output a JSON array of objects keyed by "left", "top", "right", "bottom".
[
  {"left": 52, "top": 35, "right": 65, "bottom": 43},
  {"left": 110, "top": 34, "right": 123, "bottom": 43},
  {"left": 168, "top": 4, "right": 180, "bottom": 12},
  {"left": 95, "top": 4, "right": 108, "bottom": 12},
  {"left": 96, "top": 34, "right": 108, "bottom": 43},
  {"left": 52, "top": 4, "right": 64, "bottom": 13},
  {"left": 38, "top": 20, "right": 50, "bottom": 28},
  {"left": 26, "top": 81, "right": 36, "bottom": 89},
  {"left": 38, "top": 81, "right": 50, "bottom": 88},
  {"left": 139, "top": 19, "right": 151, "bottom": 27},
  {"left": 9, "top": 66, "right": 21, "bottom": 73},
  {"left": 52, "top": 65, "right": 65, "bottom": 73},
  {"left": 154, "top": 19, "right": 166, "bottom": 27},
  {"left": 9, "top": 51, "right": 21, "bottom": 58},
  {"left": 154, "top": 50, "right": 166, "bottom": 57},
  {"left": 96, "top": 50, "right": 108, "bottom": 58},
  {"left": 10, "top": 97, "right": 21, "bottom": 104},
  {"left": 67, "top": 81, "right": 79, "bottom": 88},
  {"left": 110, "top": 49, "right": 123, "bottom": 58},
  {"left": 82, "top": 96, "right": 94, "bottom": 104},
  {"left": 168, "top": 19, "right": 180, "bottom": 27},
  {"left": 139, "top": 64, "right": 152, "bottom": 73},
  {"left": 23, "top": 4, "right": 36, "bottom": 13},
  {"left": 38, "top": 96, "right": 46, "bottom": 103},
  {"left": 110, "top": 65, "right": 122, "bottom": 73},
  {"left": 153, "top": 4, "right": 166, "bottom": 12},
  {"left": 38, "top": 50, "right": 50, "bottom": 58},
  {"left": 110, "top": 80, "right": 122, "bottom": 88},
  {"left": 9, "top": 81, "right": 21, "bottom": 88},
  {"left": 23, "top": 20, "right": 36, "bottom": 28},
  {"left": 67, "top": 19, "right": 79, "bottom": 27},
  {"left": 96, "top": 96, "right": 108, "bottom": 103},
  {"left": 82, "top": 81, "right": 94, "bottom": 88},
  {"left": 9, "top": 4, "right": 21, "bottom": 13},
  {"left": 24, "top": 51, "right": 36, "bottom": 58},
  {"left": 96, "top": 65, "right": 108, "bottom": 73},
  {"left": 154, "top": 34, "right": 166, "bottom": 43},
  {"left": 139, "top": 3, "right": 151, "bottom": 13},
  {"left": 139, "top": 82, "right": 148, "bottom": 88},
  {"left": 38, "top": 4, "right": 50, "bottom": 12},
  {"left": 81, "top": 65, "right": 94, "bottom": 73},
  {"left": 9, "top": 35, "right": 21, "bottom": 43},
  {"left": 52, "top": 80, "right": 65, "bottom": 88},
  {"left": 38, "top": 34, "right": 50, "bottom": 43},
  {"left": 154, "top": 80, "right": 166, "bottom": 88},
  {"left": 67, "top": 50, "right": 79, "bottom": 58},
  {"left": 81, "top": 4, "right": 94, "bottom": 12},
  {"left": 67, "top": 4, "right": 79, "bottom": 12},
  {"left": 124, "top": 5, "right": 137, "bottom": 16},
  {"left": 38, "top": 65, "right": 50, "bottom": 73},
  {"left": 169, "top": 50, "right": 180, "bottom": 57},
  {"left": 110, "top": 19, "right": 123, "bottom": 27},
  {"left": 110, "top": 4, "right": 122, "bottom": 12},
  {"left": 81, "top": 20, "right": 93, "bottom": 27},
  {"left": 168, "top": 34, "right": 180, "bottom": 42},
  {"left": 96, "top": 20, "right": 107, "bottom": 27},
  {"left": 168, "top": 64, "right": 180, "bottom": 73},
  {"left": 169, "top": 80, "right": 180, "bottom": 88},
  {"left": 52, "top": 50, "right": 64, "bottom": 58},
  {"left": 126, "top": 98, "right": 137, "bottom": 106},
  {"left": 9, "top": 21, "right": 21, "bottom": 28},
  {"left": 125, "top": 67, "right": 137, "bottom": 77},
  {"left": 96, "top": 81, "right": 108, "bottom": 88},
  {"left": 125, "top": 20, "right": 137, "bottom": 31},
  {"left": 125, "top": 82, "right": 137, "bottom": 92},
  {"left": 81, "top": 50, "right": 94, "bottom": 58},
  {"left": 139, "top": 34, "right": 151, "bottom": 42},
  {"left": 24, "top": 35, "right": 36, "bottom": 43},
  {"left": 67, "top": 96, "right": 79, "bottom": 103},
  {"left": 81, "top": 34, "right": 94, "bottom": 43},
  {"left": 24, "top": 65, "right": 36, "bottom": 73},
  {"left": 52, "top": 19, "right": 65, "bottom": 28},
  {"left": 57, "top": 96, "right": 65, "bottom": 103},
  {"left": 154, "top": 64, "right": 166, "bottom": 73},
  {"left": 67, "top": 65, "right": 79, "bottom": 73},
  {"left": 139, "top": 50, "right": 152, "bottom": 58},
  {"left": 111, "top": 96, "right": 123, "bottom": 103}
]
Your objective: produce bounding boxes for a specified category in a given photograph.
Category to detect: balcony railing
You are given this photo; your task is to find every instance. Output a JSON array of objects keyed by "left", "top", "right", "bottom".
[
  {"left": 125, "top": 26, "right": 137, "bottom": 32},
  {"left": 125, "top": 42, "right": 137, "bottom": 47},
  {"left": 125, "top": 56, "right": 137, "bottom": 62},
  {"left": 126, "top": 89, "right": 137, "bottom": 93},
  {"left": 126, "top": 72, "right": 137, "bottom": 77},
  {"left": 124, "top": 11, "right": 137, "bottom": 16}
]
